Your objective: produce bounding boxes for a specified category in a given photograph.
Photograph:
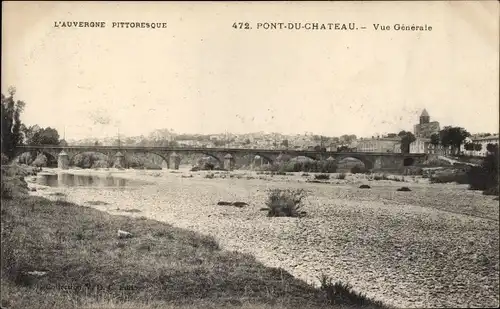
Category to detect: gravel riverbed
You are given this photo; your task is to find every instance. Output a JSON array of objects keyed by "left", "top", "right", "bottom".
[{"left": 30, "top": 168, "right": 500, "bottom": 308}]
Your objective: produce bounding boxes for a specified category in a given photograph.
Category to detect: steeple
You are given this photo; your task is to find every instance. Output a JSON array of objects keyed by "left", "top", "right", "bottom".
[{"left": 420, "top": 109, "right": 430, "bottom": 124}]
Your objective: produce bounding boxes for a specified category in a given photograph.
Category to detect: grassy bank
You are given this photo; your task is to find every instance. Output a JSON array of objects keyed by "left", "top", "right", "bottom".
[{"left": 1, "top": 165, "right": 388, "bottom": 309}]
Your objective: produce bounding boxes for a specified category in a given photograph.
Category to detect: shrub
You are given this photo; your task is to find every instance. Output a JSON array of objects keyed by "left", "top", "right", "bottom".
[
  {"left": 1, "top": 179, "right": 14, "bottom": 199},
  {"left": 468, "top": 150, "right": 498, "bottom": 194},
  {"left": 91, "top": 160, "right": 109, "bottom": 169},
  {"left": 397, "top": 187, "right": 411, "bottom": 192},
  {"left": 373, "top": 174, "right": 389, "bottom": 181},
  {"left": 31, "top": 153, "right": 47, "bottom": 167},
  {"left": 263, "top": 188, "right": 307, "bottom": 217},
  {"left": 430, "top": 171, "right": 468, "bottom": 184},
  {"left": 314, "top": 174, "right": 330, "bottom": 180},
  {"left": 336, "top": 173, "right": 346, "bottom": 180},
  {"left": 1, "top": 153, "right": 9, "bottom": 165},
  {"left": 276, "top": 160, "right": 337, "bottom": 173},
  {"left": 359, "top": 184, "right": 371, "bottom": 189},
  {"left": 483, "top": 186, "right": 499, "bottom": 196},
  {"left": 205, "top": 173, "right": 215, "bottom": 179},
  {"left": 350, "top": 166, "right": 366, "bottom": 174},
  {"left": 319, "top": 274, "right": 384, "bottom": 307},
  {"left": 404, "top": 166, "right": 423, "bottom": 176}
]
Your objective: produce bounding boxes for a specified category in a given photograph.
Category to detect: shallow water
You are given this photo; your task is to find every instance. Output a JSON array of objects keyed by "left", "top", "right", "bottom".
[{"left": 36, "top": 172, "right": 151, "bottom": 188}]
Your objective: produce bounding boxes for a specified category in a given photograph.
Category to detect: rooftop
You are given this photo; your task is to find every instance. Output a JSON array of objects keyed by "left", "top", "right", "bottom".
[{"left": 421, "top": 109, "right": 429, "bottom": 117}]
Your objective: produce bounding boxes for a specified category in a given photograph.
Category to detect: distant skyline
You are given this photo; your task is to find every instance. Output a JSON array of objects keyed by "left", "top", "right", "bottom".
[{"left": 2, "top": 1, "right": 499, "bottom": 140}]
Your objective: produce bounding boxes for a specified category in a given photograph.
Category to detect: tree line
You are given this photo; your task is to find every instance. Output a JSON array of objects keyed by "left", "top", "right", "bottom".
[{"left": 1, "top": 88, "right": 63, "bottom": 160}]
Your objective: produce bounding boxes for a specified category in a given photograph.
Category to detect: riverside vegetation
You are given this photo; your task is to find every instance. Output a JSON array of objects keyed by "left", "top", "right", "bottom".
[{"left": 1, "top": 164, "right": 389, "bottom": 309}]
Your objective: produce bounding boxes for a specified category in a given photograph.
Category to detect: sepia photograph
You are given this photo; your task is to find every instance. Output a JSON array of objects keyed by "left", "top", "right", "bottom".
[{"left": 1, "top": 1, "right": 499, "bottom": 309}]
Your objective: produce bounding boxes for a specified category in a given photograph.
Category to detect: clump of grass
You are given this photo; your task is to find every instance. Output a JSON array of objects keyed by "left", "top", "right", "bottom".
[
  {"left": 397, "top": 186, "right": 412, "bottom": 192},
  {"left": 262, "top": 188, "right": 307, "bottom": 217},
  {"left": 430, "top": 171, "right": 468, "bottom": 184},
  {"left": 350, "top": 166, "right": 367, "bottom": 174},
  {"left": 483, "top": 186, "right": 499, "bottom": 196},
  {"left": 319, "top": 274, "right": 386, "bottom": 307},
  {"left": 48, "top": 192, "right": 66, "bottom": 197},
  {"left": 335, "top": 173, "right": 346, "bottom": 180},
  {"left": 373, "top": 174, "right": 389, "bottom": 181},
  {"left": 314, "top": 174, "right": 330, "bottom": 180},
  {"left": 86, "top": 201, "right": 109, "bottom": 206},
  {"left": 122, "top": 209, "right": 142, "bottom": 213}
]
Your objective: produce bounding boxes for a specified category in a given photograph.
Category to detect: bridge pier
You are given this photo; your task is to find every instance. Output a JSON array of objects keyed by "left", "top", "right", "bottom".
[
  {"left": 58, "top": 151, "right": 69, "bottom": 169},
  {"left": 252, "top": 155, "right": 263, "bottom": 169},
  {"left": 224, "top": 154, "right": 234, "bottom": 171},
  {"left": 169, "top": 152, "right": 180, "bottom": 170},
  {"left": 113, "top": 152, "right": 125, "bottom": 168}
]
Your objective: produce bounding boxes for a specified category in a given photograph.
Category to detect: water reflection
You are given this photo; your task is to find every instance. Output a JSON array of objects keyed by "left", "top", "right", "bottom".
[{"left": 37, "top": 173, "right": 147, "bottom": 187}]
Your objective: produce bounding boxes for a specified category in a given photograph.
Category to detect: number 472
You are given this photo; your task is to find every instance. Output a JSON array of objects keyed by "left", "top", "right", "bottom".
[{"left": 232, "top": 22, "right": 250, "bottom": 29}]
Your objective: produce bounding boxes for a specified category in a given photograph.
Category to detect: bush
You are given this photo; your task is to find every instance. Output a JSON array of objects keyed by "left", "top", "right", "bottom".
[
  {"left": 1, "top": 153, "right": 9, "bottom": 165},
  {"left": 276, "top": 160, "right": 337, "bottom": 173},
  {"left": 91, "top": 160, "right": 109, "bottom": 169},
  {"left": 373, "top": 174, "right": 389, "bottom": 181},
  {"left": 483, "top": 186, "right": 499, "bottom": 196},
  {"left": 314, "top": 174, "right": 330, "bottom": 180},
  {"left": 73, "top": 152, "right": 110, "bottom": 169},
  {"left": 359, "top": 184, "right": 371, "bottom": 189},
  {"left": 263, "top": 188, "right": 307, "bottom": 217},
  {"left": 205, "top": 173, "right": 215, "bottom": 179},
  {"left": 31, "top": 153, "right": 47, "bottom": 167},
  {"left": 350, "top": 166, "right": 366, "bottom": 174},
  {"left": 1, "top": 179, "right": 14, "bottom": 199},
  {"left": 319, "top": 274, "right": 385, "bottom": 307},
  {"left": 336, "top": 173, "right": 346, "bottom": 180},
  {"left": 468, "top": 150, "right": 498, "bottom": 193},
  {"left": 397, "top": 187, "right": 412, "bottom": 192},
  {"left": 430, "top": 171, "right": 468, "bottom": 184},
  {"left": 404, "top": 167, "right": 423, "bottom": 176}
]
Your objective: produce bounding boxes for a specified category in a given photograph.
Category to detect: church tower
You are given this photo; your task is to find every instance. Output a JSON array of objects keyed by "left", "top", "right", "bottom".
[{"left": 419, "top": 109, "right": 430, "bottom": 124}]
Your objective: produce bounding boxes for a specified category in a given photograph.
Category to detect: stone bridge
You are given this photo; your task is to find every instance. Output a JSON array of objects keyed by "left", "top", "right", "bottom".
[{"left": 14, "top": 145, "right": 428, "bottom": 171}]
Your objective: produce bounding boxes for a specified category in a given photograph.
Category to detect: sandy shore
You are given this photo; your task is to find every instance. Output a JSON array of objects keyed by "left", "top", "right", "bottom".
[{"left": 28, "top": 168, "right": 500, "bottom": 308}]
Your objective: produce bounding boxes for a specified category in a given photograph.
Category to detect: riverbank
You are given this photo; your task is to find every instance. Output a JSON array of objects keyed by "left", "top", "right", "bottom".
[
  {"left": 1, "top": 164, "right": 387, "bottom": 309},
  {"left": 29, "top": 167, "right": 500, "bottom": 308}
]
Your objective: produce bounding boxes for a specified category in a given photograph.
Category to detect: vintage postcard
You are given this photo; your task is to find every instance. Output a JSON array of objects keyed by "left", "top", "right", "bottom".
[{"left": 1, "top": 1, "right": 499, "bottom": 309}]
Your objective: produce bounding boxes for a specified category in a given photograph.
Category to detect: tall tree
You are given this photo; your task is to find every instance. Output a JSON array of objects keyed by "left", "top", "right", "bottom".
[
  {"left": 1, "top": 87, "right": 25, "bottom": 158},
  {"left": 439, "top": 126, "right": 470, "bottom": 155},
  {"left": 398, "top": 131, "right": 416, "bottom": 154},
  {"left": 21, "top": 124, "right": 41, "bottom": 145},
  {"left": 31, "top": 127, "right": 60, "bottom": 145},
  {"left": 430, "top": 133, "right": 440, "bottom": 146}
]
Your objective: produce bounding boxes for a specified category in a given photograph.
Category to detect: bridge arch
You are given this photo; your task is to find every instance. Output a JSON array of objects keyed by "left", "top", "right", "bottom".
[
  {"left": 126, "top": 151, "right": 170, "bottom": 169},
  {"left": 403, "top": 157, "right": 415, "bottom": 166},
  {"left": 69, "top": 151, "right": 112, "bottom": 168},
  {"left": 199, "top": 153, "right": 223, "bottom": 168},
  {"left": 16, "top": 150, "right": 58, "bottom": 167},
  {"left": 250, "top": 153, "right": 274, "bottom": 165},
  {"left": 337, "top": 155, "right": 373, "bottom": 170}
]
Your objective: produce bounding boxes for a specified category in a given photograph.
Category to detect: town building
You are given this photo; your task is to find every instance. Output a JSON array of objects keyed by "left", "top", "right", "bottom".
[
  {"left": 461, "top": 135, "right": 499, "bottom": 157},
  {"left": 414, "top": 109, "right": 440, "bottom": 139},
  {"left": 356, "top": 137, "right": 401, "bottom": 153},
  {"left": 410, "top": 109, "right": 441, "bottom": 154}
]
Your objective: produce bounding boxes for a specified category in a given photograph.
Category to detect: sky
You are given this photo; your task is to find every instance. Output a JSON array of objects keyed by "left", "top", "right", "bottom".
[{"left": 2, "top": 1, "right": 499, "bottom": 140}]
